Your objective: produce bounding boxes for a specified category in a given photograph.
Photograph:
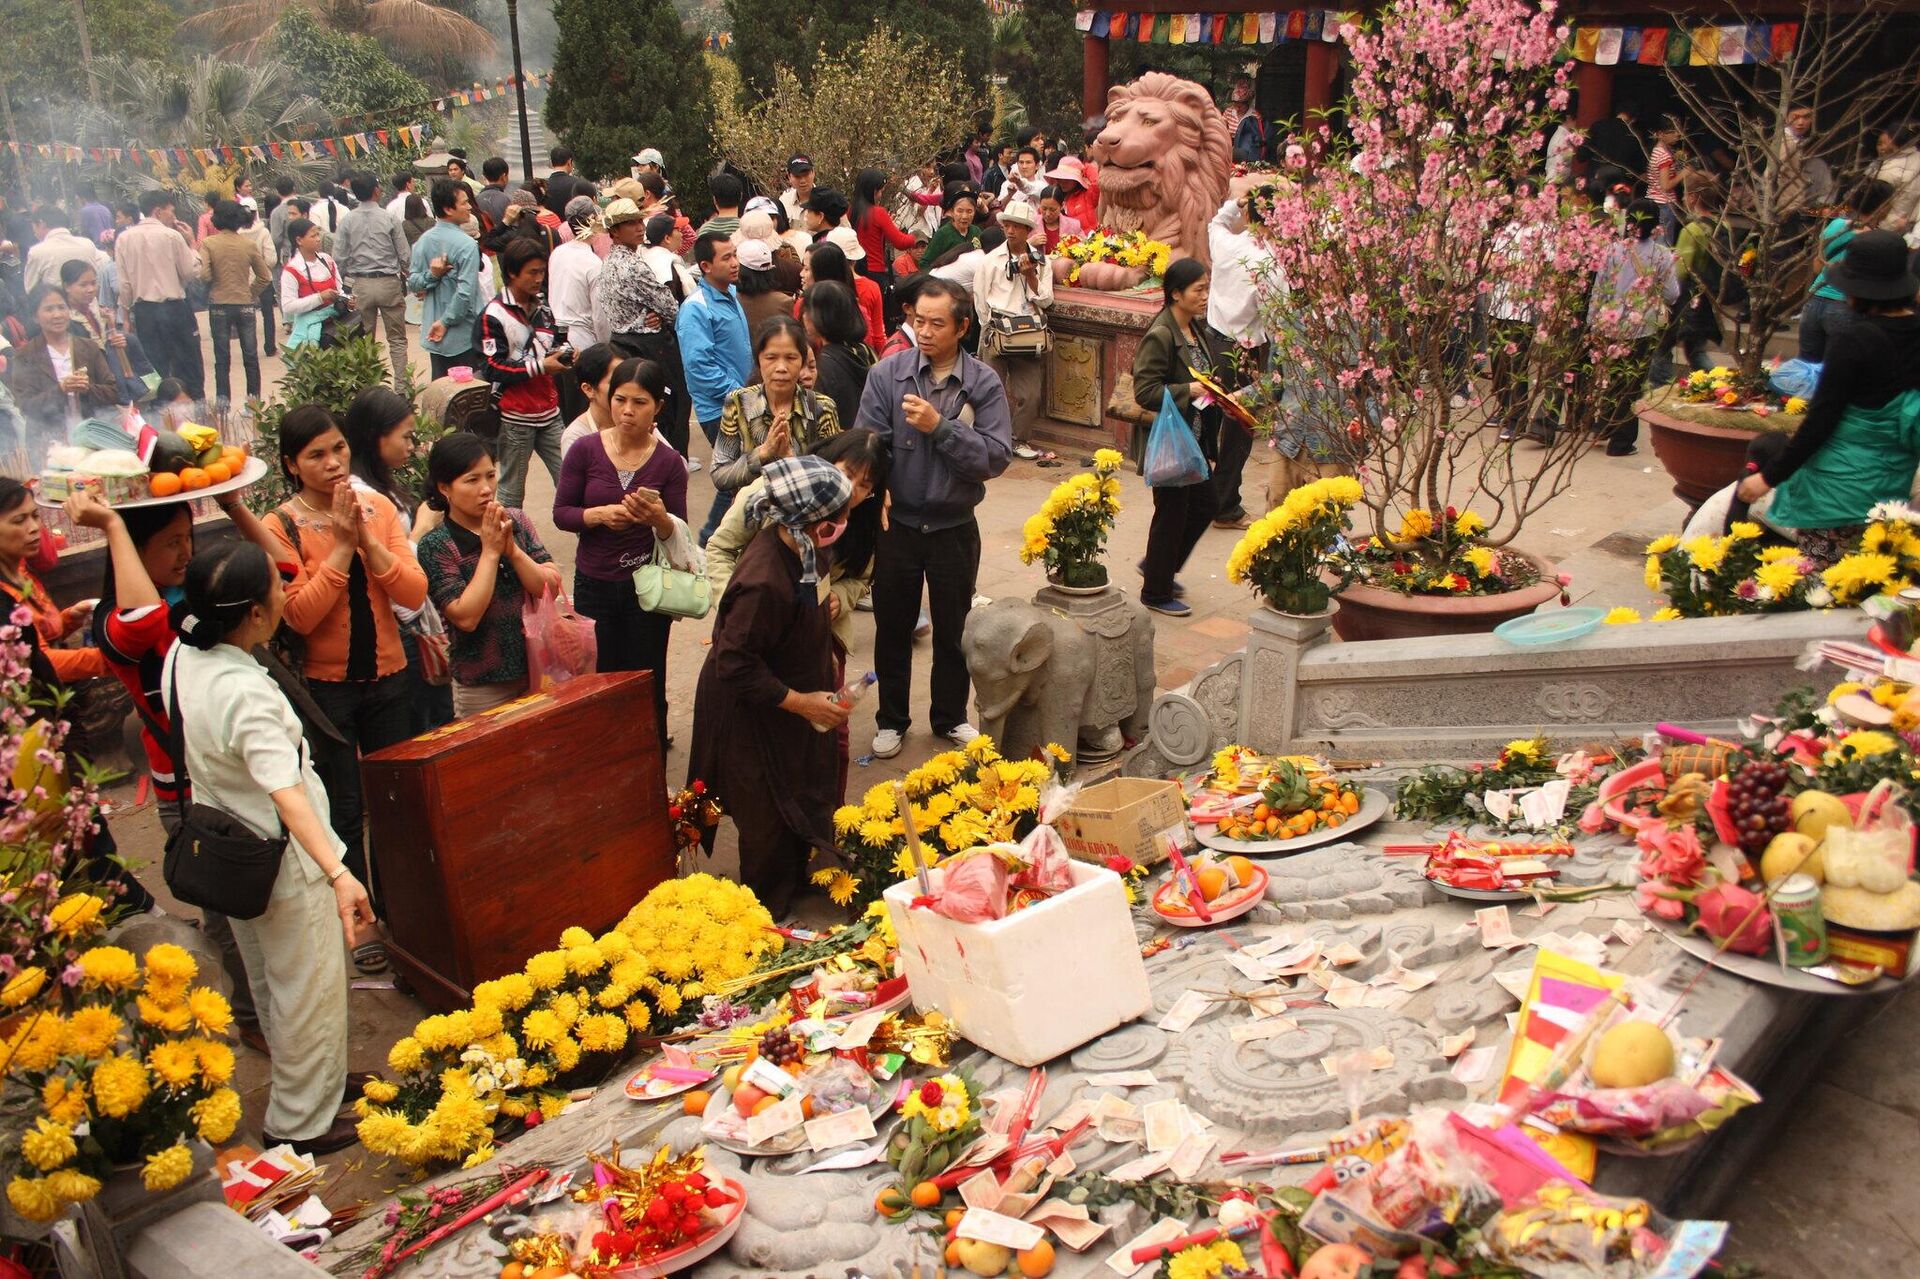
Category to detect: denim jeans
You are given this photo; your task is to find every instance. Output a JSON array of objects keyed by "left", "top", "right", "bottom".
[
  {"left": 699, "top": 484, "right": 736, "bottom": 546},
  {"left": 208, "top": 303, "right": 261, "bottom": 404},
  {"left": 1797, "top": 295, "right": 1852, "bottom": 362},
  {"left": 494, "top": 412, "right": 566, "bottom": 510}
]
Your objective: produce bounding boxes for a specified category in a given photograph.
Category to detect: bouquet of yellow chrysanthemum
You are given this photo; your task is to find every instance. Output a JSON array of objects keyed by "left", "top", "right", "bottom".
[
  {"left": 2, "top": 942, "right": 240, "bottom": 1222},
  {"left": 1225, "top": 475, "right": 1363, "bottom": 614},
  {"left": 1057, "top": 229, "right": 1176, "bottom": 285},
  {"left": 826, "top": 735, "right": 1068, "bottom": 909},
  {"left": 1020, "top": 449, "right": 1124, "bottom": 587},
  {"left": 1639, "top": 506, "right": 1920, "bottom": 618},
  {"left": 357, "top": 876, "right": 779, "bottom": 1167}
]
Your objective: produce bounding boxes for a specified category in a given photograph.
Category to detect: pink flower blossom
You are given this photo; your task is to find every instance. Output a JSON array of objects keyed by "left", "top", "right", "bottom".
[
  {"left": 1635, "top": 883, "right": 1687, "bottom": 921},
  {"left": 1637, "top": 824, "right": 1708, "bottom": 888}
]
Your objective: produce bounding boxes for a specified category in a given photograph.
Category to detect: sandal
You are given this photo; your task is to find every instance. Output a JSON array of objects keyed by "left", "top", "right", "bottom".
[
  {"left": 352, "top": 941, "right": 390, "bottom": 976},
  {"left": 1012, "top": 444, "right": 1041, "bottom": 460}
]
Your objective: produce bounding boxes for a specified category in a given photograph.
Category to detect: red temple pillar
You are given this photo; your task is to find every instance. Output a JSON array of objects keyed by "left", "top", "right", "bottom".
[
  {"left": 1304, "top": 41, "right": 1338, "bottom": 119},
  {"left": 1574, "top": 60, "right": 1612, "bottom": 127},
  {"left": 1083, "top": 33, "right": 1110, "bottom": 122}
]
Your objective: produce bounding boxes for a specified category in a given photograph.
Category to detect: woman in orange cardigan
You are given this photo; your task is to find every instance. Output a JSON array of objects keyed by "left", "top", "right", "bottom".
[
  {"left": 0, "top": 476, "right": 106, "bottom": 683},
  {"left": 267, "top": 404, "right": 427, "bottom": 972}
]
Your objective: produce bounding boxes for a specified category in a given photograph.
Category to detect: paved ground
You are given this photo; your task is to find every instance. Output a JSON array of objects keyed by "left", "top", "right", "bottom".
[{"left": 90, "top": 320, "right": 1913, "bottom": 1266}]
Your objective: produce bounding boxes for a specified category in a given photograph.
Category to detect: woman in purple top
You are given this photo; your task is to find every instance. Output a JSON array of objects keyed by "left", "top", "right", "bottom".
[{"left": 552, "top": 357, "right": 689, "bottom": 742}]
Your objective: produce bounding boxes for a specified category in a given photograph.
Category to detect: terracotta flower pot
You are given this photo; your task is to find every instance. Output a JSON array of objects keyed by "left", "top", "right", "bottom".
[
  {"left": 1639, "top": 398, "right": 1768, "bottom": 507},
  {"left": 1330, "top": 552, "right": 1563, "bottom": 642}
]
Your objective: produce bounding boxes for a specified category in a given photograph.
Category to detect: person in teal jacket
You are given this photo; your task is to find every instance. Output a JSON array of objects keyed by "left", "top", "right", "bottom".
[
  {"left": 1739, "top": 230, "right": 1920, "bottom": 561},
  {"left": 407, "top": 180, "right": 482, "bottom": 380}
]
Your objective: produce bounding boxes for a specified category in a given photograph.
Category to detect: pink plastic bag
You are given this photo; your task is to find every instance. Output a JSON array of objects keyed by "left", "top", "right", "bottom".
[
  {"left": 523, "top": 586, "right": 597, "bottom": 691},
  {"left": 932, "top": 849, "right": 1010, "bottom": 922}
]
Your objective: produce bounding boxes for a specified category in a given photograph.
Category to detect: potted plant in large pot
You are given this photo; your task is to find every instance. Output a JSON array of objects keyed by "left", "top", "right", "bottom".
[
  {"left": 1243, "top": 0, "right": 1643, "bottom": 641},
  {"left": 1020, "top": 448, "right": 1125, "bottom": 590}
]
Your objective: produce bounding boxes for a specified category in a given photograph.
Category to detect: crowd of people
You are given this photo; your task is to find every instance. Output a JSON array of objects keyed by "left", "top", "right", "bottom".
[{"left": 0, "top": 80, "right": 1916, "bottom": 1160}]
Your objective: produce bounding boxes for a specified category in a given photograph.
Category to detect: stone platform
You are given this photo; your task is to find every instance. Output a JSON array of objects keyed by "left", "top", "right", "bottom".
[
  {"left": 305, "top": 815, "right": 1869, "bottom": 1279},
  {"left": 1035, "top": 287, "right": 1159, "bottom": 458}
]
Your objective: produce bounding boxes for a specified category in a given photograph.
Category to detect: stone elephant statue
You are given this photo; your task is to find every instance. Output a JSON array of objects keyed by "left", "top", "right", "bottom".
[{"left": 962, "top": 596, "right": 1156, "bottom": 764}]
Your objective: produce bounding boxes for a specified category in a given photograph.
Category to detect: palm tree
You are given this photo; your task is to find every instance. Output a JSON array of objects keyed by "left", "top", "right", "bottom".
[
  {"left": 179, "top": 0, "right": 495, "bottom": 65},
  {"left": 78, "top": 55, "right": 331, "bottom": 148}
]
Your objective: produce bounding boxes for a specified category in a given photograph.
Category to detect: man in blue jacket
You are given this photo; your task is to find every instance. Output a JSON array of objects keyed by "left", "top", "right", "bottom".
[
  {"left": 675, "top": 232, "right": 751, "bottom": 542},
  {"left": 407, "top": 180, "right": 482, "bottom": 380},
  {"left": 855, "top": 277, "right": 1013, "bottom": 759}
]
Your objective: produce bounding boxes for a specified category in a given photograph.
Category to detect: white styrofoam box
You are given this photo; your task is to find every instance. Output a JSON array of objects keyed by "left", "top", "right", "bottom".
[{"left": 883, "top": 859, "right": 1151, "bottom": 1067}]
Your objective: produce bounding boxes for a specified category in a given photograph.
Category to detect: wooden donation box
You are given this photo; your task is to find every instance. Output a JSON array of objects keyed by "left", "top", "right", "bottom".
[{"left": 363, "top": 672, "right": 672, "bottom": 1011}]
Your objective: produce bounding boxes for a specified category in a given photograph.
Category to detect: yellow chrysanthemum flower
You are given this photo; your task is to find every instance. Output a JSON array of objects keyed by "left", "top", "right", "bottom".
[
  {"left": 1646, "top": 534, "right": 1680, "bottom": 555},
  {"left": 136, "top": 995, "right": 192, "bottom": 1033},
  {"left": 1093, "top": 448, "right": 1125, "bottom": 468},
  {"left": 1, "top": 966, "right": 47, "bottom": 1009},
  {"left": 186, "top": 988, "right": 233, "bottom": 1036},
  {"left": 1454, "top": 510, "right": 1488, "bottom": 537},
  {"left": 1602, "top": 606, "right": 1641, "bottom": 625},
  {"left": 1728, "top": 521, "right": 1762, "bottom": 540},
  {"left": 577, "top": 1012, "right": 628, "bottom": 1055},
  {"left": 558, "top": 926, "right": 595, "bottom": 948},
  {"left": 1756, "top": 559, "right": 1804, "bottom": 599},
  {"left": 19, "top": 1118, "right": 77, "bottom": 1172},
  {"left": 1649, "top": 606, "right": 1683, "bottom": 621},
  {"left": 42, "top": 1077, "right": 88, "bottom": 1125},
  {"left": 62, "top": 1006, "right": 123, "bottom": 1058},
  {"left": 192, "top": 1039, "right": 235, "bottom": 1085},
  {"left": 1829, "top": 730, "right": 1898, "bottom": 761},
  {"left": 1822, "top": 553, "right": 1899, "bottom": 603},
  {"left": 7, "top": 1176, "right": 59, "bottom": 1222},
  {"left": 524, "top": 950, "right": 569, "bottom": 990},
  {"left": 77, "top": 947, "right": 140, "bottom": 992},
  {"left": 142, "top": 943, "right": 198, "bottom": 984},
  {"left": 1683, "top": 536, "right": 1728, "bottom": 574},
  {"left": 520, "top": 1009, "right": 564, "bottom": 1050},
  {"left": 46, "top": 1169, "right": 100, "bottom": 1205},
  {"left": 809, "top": 867, "right": 859, "bottom": 905},
  {"left": 1395, "top": 508, "right": 1435, "bottom": 541},
  {"left": 388, "top": 1036, "right": 426, "bottom": 1074},
  {"left": 145, "top": 1041, "right": 201, "bottom": 1090},
  {"left": 142, "top": 1143, "right": 195, "bottom": 1191},
  {"left": 1759, "top": 545, "right": 1801, "bottom": 564},
  {"left": 90, "top": 1054, "right": 151, "bottom": 1119},
  {"left": 47, "top": 893, "right": 105, "bottom": 938},
  {"left": 1644, "top": 554, "right": 1663, "bottom": 592},
  {"left": 1464, "top": 546, "right": 1496, "bottom": 577},
  {"left": 191, "top": 1088, "right": 242, "bottom": 1143}
]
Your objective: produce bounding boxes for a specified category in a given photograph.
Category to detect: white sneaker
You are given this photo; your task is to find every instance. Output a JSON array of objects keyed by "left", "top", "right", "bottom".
[
  {"left": 872, "top": 728, "right": 904, "bottom": 758},
  {"left": 971, "top": 593, "right": 992, "bottom": 609},
  {"left": 944, "top": 722, "right": 981, "bottom": 746},
  {"left": 687, "top": 458, "right": 703, "bottom": 472},
  {"left": 914, "top": 609, "right": 932, "bottom": 638},
  {"left": 1012, "top": 443, "right": 1041, "bottom": 460}
]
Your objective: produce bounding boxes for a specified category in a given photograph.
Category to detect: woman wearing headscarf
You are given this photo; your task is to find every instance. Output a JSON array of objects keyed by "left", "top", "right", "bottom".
[{"left": 688, "top": 454, "right": 855, "bottom": 916}]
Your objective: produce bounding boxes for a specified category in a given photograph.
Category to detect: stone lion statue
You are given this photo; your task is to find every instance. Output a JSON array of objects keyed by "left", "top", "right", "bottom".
[{"left": 1082, "top": 72, "right": 1233, "bottom": 287}]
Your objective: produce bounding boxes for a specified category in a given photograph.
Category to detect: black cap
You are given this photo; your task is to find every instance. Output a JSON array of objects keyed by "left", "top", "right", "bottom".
[
  {"left": 788, "top": 155, "right": 814, "bottom": 175},
  {"left": 1828, "top": 230, "right": 1920, "bottom": 302}
]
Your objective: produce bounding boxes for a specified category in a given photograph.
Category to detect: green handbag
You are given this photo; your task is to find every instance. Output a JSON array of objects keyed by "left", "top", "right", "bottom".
[{"left": 632, "top": 538, "right": 712, "bottom": 620}]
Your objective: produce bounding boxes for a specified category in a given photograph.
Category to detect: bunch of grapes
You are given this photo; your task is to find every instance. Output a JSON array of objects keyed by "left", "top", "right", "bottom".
[
  {"left": 1727, "top": 760, "right": 1793, "bottom": 856},
  {"left": 758, "top": 1026, "right": 805, "bottom": 1068}
]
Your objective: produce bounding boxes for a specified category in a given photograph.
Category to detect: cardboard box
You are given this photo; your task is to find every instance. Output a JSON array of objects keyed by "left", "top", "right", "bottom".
[
  {"left": 1053, "top": 778, "right": 1187, "bottom": 868},
  {"left": 884, "top": 861, "right": 1152, "bottom": 1066}
]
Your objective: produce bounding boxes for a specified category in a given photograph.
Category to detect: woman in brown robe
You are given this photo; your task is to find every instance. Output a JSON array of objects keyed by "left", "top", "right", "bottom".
[{"left": 689, "top": 455, "right": 856, "bottom": 915}]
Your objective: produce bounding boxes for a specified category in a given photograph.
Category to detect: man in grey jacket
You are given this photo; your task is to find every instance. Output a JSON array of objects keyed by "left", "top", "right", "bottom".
[
  {"left": 333, "top": 172, "right": 412, "bottom": 386},
  {"left": 854, "top": 277, "right": 1013, "bottom": 759}
]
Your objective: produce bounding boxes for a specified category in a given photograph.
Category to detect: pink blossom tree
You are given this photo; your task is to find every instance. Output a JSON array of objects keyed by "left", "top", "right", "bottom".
[{"left": 1249, "top": 0, "right": 1665, "bottom": 561}]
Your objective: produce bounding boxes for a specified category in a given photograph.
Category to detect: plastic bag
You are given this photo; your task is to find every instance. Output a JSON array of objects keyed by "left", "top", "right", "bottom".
[
  {"left": 522, "top": 586, "right": 598, "bottom": 692},
  {"left": 1142, "top": 389, "right": 1209, "bottom": 488},
  {"left": 1013, "top": 780, "right": 1081, "bottom": 895},
  {"left": 1768, "top": 358, "right": 1822, "bottom": 400},
  {"left": 929, "top": 846, "right": 1011, "bottom": 922}
]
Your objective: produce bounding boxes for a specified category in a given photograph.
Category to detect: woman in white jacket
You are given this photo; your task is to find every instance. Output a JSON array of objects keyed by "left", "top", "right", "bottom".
[{"left": 164, "top": 541, "right": 374, "bottom": 1155}]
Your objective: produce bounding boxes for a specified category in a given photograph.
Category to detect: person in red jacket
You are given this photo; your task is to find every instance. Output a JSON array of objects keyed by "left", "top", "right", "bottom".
[
  {"left": 480, "top": 238, "right": 572, "bottom": 510},
  {"left": 851, "top": 168, "right": 920, "bottom": 283}
]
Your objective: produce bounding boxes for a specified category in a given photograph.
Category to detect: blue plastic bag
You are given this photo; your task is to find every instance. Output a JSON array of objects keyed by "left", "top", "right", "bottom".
[
  {"left": 1143, "top": 390, "right": 1209, "bottom": 488},
  {"left": 1770, "top": 359, "right": 1822, "bottom": 401}
]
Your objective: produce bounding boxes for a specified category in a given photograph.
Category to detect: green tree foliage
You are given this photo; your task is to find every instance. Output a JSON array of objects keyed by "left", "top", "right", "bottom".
[
  {"left": 725, "top": 0, "right": 990, "bottom": 105},
  {"left": 546, "top": 0, "right": 717, "bottom": 194},
  {"left": 268, "top": 10, "right": 434, "bottom": 122},
  {"left": 8, "top": 0, "right": 176, "bottom": 110},
  {"left": 993, "top": 0, "right": 1086, "bottom": 141}
]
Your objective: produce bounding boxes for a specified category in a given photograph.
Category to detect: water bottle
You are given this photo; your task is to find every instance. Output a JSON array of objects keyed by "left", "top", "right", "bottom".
[{"left": 813, "top": 669, "right": 877, "bottom": 732}]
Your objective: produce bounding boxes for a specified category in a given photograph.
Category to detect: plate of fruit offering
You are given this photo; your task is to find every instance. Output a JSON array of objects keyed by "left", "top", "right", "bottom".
[
  {"left": 1195, "top": 760, "right": 1388, "bottom": 854},
  {"left": 1152, "top": 854, "right": 1269, "bottom": 926},
  {"left": 623, "top": 1045, "right": 715, "bottom": 1101},
  {"left": 697, "top": 1027, "right": 893, "bottom": 1157}
]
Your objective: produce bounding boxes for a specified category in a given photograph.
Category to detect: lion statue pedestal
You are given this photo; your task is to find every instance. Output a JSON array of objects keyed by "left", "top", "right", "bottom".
[
  {"left": 962, "top": 584, "right": 1157, "bottom": 766},
  {"left": 1067, "top": 72, "right": 1233, "bottom": 291}
]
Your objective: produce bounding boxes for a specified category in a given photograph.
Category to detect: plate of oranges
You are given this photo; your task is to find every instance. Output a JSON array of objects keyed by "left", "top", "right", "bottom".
[
  {"left": 1195, "top": 786, "right": 1390, "bottom": 856},
  {"left": 1151, "top": 855, "right": 1269, "bottom": 926}
]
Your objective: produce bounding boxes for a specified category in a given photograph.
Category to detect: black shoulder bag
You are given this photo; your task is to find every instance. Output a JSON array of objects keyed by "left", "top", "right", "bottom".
[{"left": 160, "top": 653, "right": 289, "bottom": 920}]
